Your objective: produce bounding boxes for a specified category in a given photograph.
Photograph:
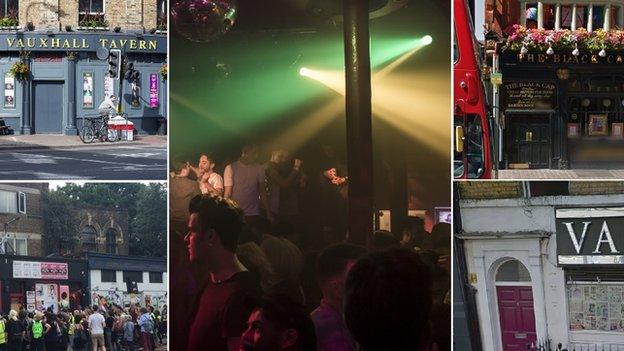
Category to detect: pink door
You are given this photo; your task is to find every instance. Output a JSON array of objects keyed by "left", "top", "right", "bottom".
[{"left": 497, "top": 286, "right": 537, "bottom": 351}]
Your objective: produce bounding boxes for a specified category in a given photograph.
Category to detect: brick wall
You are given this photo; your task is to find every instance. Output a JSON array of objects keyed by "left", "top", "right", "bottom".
[
  {"left": 76, "top": 206, "right": 129, "bottom": 255},
  {"left": 457, "top": 181, "right": 523, "bottom": 199},
  {"left": 0, "top": 183, "right": 46, "bottom": 257},
  {"left": 16, "top": 0, "right": 158, "bottom": 30},
  {"left": 569, "top": 182, "right": 624, "bottom": 195}
]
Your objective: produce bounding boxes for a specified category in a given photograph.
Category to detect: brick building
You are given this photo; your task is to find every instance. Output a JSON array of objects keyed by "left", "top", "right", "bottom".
[
  {"left": 74, "top": 204, "right": 130, "bottom": 256},
  {"left": 0, "top": 182, "right": 46, "bottom": 256},
  {"left": 0, "top": 0, "right": 167, "bottom": 135},
  {"left": 455, "top": 181, "right": 624, "bottom": 350}
]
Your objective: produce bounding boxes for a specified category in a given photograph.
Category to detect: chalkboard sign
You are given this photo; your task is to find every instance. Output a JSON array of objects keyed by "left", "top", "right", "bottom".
[{"left": 504, "top": 81, "right": 557, "bottom": 110}]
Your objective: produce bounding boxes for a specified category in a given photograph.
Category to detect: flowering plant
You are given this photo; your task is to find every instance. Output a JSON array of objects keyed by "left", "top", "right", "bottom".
[
  {"left": 159, "top": 64, "right": 167, "bottom": 80},
  {"left": 504, "top": 25, "right": 624, "bottom": 54},
  {"left": 9, "top": 61, "right": 29, "bottom": 80}
]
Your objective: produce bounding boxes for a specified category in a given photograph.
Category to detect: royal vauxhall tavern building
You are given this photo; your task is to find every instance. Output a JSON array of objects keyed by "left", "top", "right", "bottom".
[
  {"left": 455, "top": 181, "right": 624, "bottom": 350},
  {"left": 482, "top": 0, "right": 624, "bottom": 169},
  {"left": 0, "top": 0, "right": 167, "bottom": 135}
]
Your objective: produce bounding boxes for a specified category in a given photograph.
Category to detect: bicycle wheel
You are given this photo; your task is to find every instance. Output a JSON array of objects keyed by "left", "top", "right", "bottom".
[
  {"left": 98, "top": 123, "right": 109, "bottom": 142},
  {"left": 80, "top": 125, "right": 95, "bottom": 144}
]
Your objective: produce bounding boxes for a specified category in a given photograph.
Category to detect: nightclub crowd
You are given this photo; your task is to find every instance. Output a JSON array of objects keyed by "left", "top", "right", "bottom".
[{"left": 170, "top": 144, "right": 450, "bottom": 351}]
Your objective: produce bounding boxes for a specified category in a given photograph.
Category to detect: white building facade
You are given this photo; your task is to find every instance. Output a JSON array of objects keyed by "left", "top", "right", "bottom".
[
  {"left": 87, "top": 252, "right": 167, "bottom": 311},
  {"left": 459, "top": 192, "right": 624, "bottom": 350}
]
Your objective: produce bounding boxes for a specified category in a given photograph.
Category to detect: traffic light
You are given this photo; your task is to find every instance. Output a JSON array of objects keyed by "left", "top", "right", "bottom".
[
  {"left": 124, "top": 62, "right": 140, "bottom": 81},
  {"left": 108, "top": 49, "right": 122, "bottom": 79}
]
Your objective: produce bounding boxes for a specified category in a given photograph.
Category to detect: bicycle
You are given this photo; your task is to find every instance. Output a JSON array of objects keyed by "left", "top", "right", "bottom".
[{"left": 80, "top": 115, "right": 109, "bottom": 144}]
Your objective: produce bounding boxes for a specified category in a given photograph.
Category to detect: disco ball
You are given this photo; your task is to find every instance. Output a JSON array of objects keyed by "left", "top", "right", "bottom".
[{"left": 171, "top": 0, "right": 238, "bottom": 43}]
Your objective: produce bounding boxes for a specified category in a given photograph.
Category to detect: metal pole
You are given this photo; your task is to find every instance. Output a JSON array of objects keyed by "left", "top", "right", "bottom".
[{"left": 343, "top": 0, "right": 373, "bottom": 246}]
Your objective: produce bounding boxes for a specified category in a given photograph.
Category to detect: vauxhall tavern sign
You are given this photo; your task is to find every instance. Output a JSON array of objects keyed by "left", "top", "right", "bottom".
[{"left": 556, "top": 207, "right": 624, "bottom": 265}]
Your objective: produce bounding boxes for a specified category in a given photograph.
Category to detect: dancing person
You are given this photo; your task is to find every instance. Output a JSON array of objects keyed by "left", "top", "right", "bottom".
[{"left": 224, "top": 144, "right": 272, "bottom": 225}]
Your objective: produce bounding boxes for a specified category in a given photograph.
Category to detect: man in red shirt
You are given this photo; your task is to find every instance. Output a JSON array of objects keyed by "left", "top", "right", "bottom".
[{"left": 185, "top": 194, "right": 259, "bottom": 351}]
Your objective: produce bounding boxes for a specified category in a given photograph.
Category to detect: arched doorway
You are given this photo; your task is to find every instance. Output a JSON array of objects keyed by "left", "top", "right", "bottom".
[{"left": 495, "top": 259, "right": 537, "bottom": 350}]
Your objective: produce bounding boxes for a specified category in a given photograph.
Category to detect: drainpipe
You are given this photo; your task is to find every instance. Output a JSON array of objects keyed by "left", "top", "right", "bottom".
[{"left": 343, "top": 0, "right": 374, "bottom": 246}]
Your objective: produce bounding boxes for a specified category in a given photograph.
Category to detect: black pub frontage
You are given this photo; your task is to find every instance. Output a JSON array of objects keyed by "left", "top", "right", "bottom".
[
  {"left": 0, "top": 255, "right": 89, "bottom": 313},
  {"left": 500, "top": 51, "right": 624, "bottom": 169},
  {"left": 0, "top": 32, "right": 167, "bottom": 135}
]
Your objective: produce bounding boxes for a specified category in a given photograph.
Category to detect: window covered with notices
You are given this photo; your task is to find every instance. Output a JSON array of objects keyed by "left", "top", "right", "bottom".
[{"left": 568, "top": 284, "right": 624, "bottom": 332}]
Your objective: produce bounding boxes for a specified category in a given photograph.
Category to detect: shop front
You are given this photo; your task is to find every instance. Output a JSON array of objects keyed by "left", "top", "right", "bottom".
[
  {"left": 500, "top": 52, "right": 624, "bottom": 169},
  {"left": 0, "top": 255, "right": 89, "bottom": 313},
  {"left": 556, "top": 207, "right": 624, "bottom": 346},
  {"left": 460, "top": 196, "right": 624, "bottom": 350},
  {"left": 0, "top": 32, "right": 167, "bottom": 135}
]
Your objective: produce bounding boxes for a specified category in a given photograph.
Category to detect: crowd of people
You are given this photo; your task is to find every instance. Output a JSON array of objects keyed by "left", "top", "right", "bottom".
[
  {"left": 0, "top": 303, "right": 166, "bottom": 351},
  {"left": 170, "top": 144, "right": 450, "bottom": 351}
]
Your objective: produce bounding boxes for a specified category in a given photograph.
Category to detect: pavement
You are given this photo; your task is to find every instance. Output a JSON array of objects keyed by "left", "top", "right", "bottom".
[
  {"left": 496, "top": 168, "right": 624, "bottom": 179},
  {"left": 0, "top": 134, "right": 167, "bottom": 180},
  {"left": 0, "top": 134, "right": 167, "bottom": 150}
]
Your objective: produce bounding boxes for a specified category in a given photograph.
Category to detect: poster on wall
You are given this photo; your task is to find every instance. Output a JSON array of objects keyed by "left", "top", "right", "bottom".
[
  {"left": 104, "top": 74, "right": 114, "bottom": 99},
  {"left": 568, "top": 284, "right": 624, "bottom": 332},
  {"left": 59, "top": 285, "right": 70, "bottom": 309},
  {"left": 35, "top": 283, "right": 59, "bottom": 313},
  {"left": 588, "top": 114, "right": 608, "bottom": 136},
  {"left": 14, "top": 261, "right": 68, "bottom": 279},
  {"left": 4, "top": 73, "right": 14, "bottom": 108},
  {"left": 149, "top": 74, "right": 159, "bottom": 108},
  {"left": 83, "top": 73, "right": 94, "bottom": 108}
]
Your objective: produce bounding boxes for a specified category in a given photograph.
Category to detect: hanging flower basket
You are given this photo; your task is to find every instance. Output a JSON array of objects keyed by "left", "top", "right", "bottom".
[
  {"left": 0, "top": 16, "right": 18, "bottom": 28},
  {"left": 503, "top": 25, "right": 624, "bottom": 55},
  {"left": 10, "top": 61, "right": 29, "bottom": 81},
  {"left": 160, "top": 64, "right": 168, "bottom": 80}
]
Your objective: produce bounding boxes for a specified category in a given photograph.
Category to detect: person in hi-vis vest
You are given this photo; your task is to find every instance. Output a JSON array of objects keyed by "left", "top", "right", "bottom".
[
  {"left": 0, "top": 315, "right": 7, "bottom": 351},
  {"left": 29, "top": 312, "right": 50, "bottom": 351}
]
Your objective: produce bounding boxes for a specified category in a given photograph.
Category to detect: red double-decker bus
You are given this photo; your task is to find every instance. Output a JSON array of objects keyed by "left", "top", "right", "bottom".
[{"left": 453, "top": 0, "right": 493, "bottom": 179}]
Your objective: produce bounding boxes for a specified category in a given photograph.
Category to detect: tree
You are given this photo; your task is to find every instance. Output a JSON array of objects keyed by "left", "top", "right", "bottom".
[
  {"left": 130, "top": 183, "right": 167, "bottom": 257},
  {"left": 44, "top": 190, "right": 80, "bottom": 256},
  {"left": 51, "top": 182, "right": 167, "bottom": 257}
]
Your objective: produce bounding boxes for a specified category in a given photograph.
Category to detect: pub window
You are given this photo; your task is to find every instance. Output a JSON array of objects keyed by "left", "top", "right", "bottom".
[
  {"left": 0, "top": 190, "right": 18, "bottom": 213},
  {"left": 567, "top": 282, "right": 624, "bottom": 332},
  {"left": 78, "top": 0, "right": 105, "bottom": 28},
  {"left": 123, "top": 271, "right": 143, "bottom": 283},
  {"left": 149, "top": 272, "right": 163, "bottom": 283},
  {"left": 101, "top": 269, "right": 116, "bottom": 283},
  {"left": 81, "top": 226, "right": 98, "bottom": 252},
  {"left": 0, "top": 0, "right": 18, "bottom": 22},
  {"left": 105, "top": 228, "right": 117, "bottom": 254}
]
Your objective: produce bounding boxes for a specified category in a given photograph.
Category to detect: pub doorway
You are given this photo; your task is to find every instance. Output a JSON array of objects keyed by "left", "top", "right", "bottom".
[{"left": 505, "top": 113, "right": 552, "bottom": 169}]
